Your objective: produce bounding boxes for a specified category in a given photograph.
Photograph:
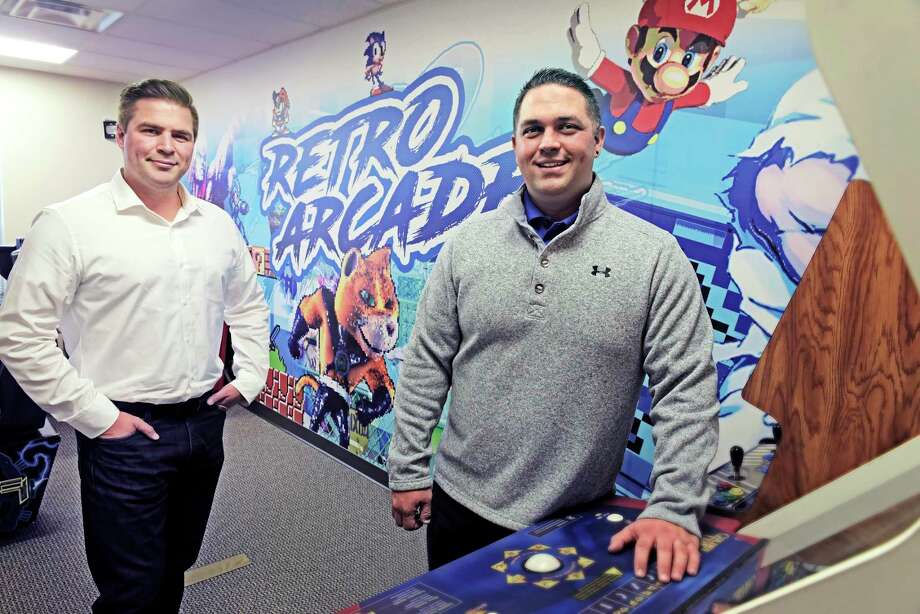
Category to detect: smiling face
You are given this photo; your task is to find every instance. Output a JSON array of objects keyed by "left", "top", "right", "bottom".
[
  {"left": 626, "top": 25, "right": 720, "bottom": 103},
  {"left": 116, "top": 98, "right": 195, "bottom": 196},
  {"left": 512, "top": 84, "right": 604, "bottom": 218}
]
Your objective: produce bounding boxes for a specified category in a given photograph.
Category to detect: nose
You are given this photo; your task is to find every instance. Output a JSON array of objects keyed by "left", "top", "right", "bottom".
[
  {"left": 156, "top": 133, "right": 175, "bottom": 153},
  {"left": 654, "top": 64, "right": 690, "bottom": 96},
  {"left": 538, "top": 128, "right": 560, "bottom": 153}
]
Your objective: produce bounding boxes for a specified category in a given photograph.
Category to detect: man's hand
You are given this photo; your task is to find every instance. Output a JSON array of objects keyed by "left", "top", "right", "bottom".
[
  {"left": 391, "top": 488, "right": 432, "bottom": 531},
  {"left": 567, "top": 3, "right": 605, "bottom": 77},
  {"left": 99, "top": 411, "right": 159, "bottom": 441},
  {"left": 609, "top": 518, "right": 701, "bottom": 583},
  {"left": 207, "top": 383, "right": 242, "bottom": 410}
]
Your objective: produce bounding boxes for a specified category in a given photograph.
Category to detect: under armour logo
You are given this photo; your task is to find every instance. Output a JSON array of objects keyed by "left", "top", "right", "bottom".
[
  {"left": 686, "top": 0, "right": 719, "bottom": 18},
  {"left": 591, "top": 266, "right": 611, "bottom": 277}
]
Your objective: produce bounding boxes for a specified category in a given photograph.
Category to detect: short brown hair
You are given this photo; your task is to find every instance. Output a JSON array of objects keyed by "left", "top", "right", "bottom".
[
  {"left": 513, "top": 68, "right": 601, "bottom": 136},
  {"left": 118, "top": 79, "right": 199, "bottom": 138}
]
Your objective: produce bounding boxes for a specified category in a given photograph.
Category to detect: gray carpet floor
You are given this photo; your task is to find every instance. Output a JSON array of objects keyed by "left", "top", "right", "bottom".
[{"left": 0, "top": 408, "right": 428, "bottom": 613}]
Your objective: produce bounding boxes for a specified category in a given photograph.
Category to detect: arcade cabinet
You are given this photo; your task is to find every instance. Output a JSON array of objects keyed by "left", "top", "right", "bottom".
[{"left": 0, "top": 242, "right": 61, "bottom": 534}]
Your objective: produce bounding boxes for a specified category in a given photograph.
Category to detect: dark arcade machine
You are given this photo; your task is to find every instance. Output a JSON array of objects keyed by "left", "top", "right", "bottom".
[
  {"left": 706, "top": 425, "right": 782, "bottom": 515},
  {"left": 0, "top": 242, "right": 61, "bottom": 535}
]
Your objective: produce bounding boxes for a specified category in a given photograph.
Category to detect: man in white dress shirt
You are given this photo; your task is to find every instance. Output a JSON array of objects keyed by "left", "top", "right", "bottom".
[{"left": 0, "top": 80, "right": 269, "bottom": 613}]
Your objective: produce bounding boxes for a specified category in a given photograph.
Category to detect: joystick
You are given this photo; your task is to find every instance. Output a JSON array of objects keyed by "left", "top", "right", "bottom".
[
  {"left": 730, "top": 445, "right": 744, "bottom": 481},
  {"left": 772, "top": 423, "right": 783, "bottom": 445}
]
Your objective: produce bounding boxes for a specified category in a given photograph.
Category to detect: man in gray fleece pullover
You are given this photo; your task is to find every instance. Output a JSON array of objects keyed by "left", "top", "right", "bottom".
[{"left": 389, "top": 68, "right": 719, "bottom": 584}]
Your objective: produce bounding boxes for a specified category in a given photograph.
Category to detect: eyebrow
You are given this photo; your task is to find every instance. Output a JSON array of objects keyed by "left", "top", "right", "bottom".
[
  {"left": 520, "top": 116, "right": 584, "bottom": 127},
  {"left": 137, "top": 122, "right": 193, "bottom": 138}
]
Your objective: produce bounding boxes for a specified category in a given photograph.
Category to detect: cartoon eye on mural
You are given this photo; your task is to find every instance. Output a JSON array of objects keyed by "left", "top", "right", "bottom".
[
  {"left": 364, "top": 31, "right": 393, "bottom": 96},
  {"left": 288, "top": 247, "right": 399, "bottom": 449},
  {"left": 272, "top": 87, "right": 291, "bottom": 135},
  {"left": 567, "top": 0, "right": 749, "bottom": 156}
]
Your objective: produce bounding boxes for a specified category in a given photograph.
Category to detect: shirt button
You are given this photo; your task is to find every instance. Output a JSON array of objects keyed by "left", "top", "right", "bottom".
[
  {"left": 540, "top": 258, "right": 550, "bottom": 268},
  {"left": 535, "top": 284, "right": 544, "bottom": 294}
]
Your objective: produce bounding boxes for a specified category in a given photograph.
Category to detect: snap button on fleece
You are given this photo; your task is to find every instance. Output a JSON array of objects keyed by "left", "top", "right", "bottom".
[{"left": 535, "top": 284, "right": 544, "bottom": 294}]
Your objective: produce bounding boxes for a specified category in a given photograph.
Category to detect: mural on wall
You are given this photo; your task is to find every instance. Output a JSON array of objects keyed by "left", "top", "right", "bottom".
[
  {"left": 288, "top": 247, "right": 399, "bottom": 449},
  {"left": 188, "top": 0, "right": 863, "bottom": 494},
  {"left": 364, "top": 31, "right": 394, "bottom": 96},
  {"left": 568, "top": 1, "right": 750, "bottom": 156}
]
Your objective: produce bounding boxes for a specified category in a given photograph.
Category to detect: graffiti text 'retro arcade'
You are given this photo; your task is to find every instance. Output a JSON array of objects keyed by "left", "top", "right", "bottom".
[{"left": 261, "top": 67, "right": 520, "bottom": 278}]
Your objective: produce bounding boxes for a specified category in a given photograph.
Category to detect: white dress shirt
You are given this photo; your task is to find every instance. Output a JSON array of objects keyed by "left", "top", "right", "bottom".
[{"left": 0, "top": 170, "right": 269, "bottom": 437}]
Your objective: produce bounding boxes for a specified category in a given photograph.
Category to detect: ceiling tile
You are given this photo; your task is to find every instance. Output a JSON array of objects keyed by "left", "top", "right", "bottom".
[
  {"left": 220, "top": 0, "right": 383, "bottom": 28},
  {"left": 134, "top": 0, "right": 319, "bottom": 44},
  {"left": 84, "top": 34, "right": 230, "bottom": 72},
  {"left": 104, "top": 14, "right": 271, "bottom": 58},
  {"left": 68, "top": 50, "right": 197, "bottom": 80},
  {"left": 0, "top": 14, "right": 95, "bottom": 48}
]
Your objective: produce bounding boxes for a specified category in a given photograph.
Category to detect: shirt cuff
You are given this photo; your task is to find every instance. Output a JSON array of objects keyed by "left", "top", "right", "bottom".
[
  {"left": 229, "top": 372, "right": 266, "bottom": 405},
  {"left": 70, "top": 394, "right": 120, "bottom": 438},
  {"left": 387, "top": 477, "right": 433, "bottom": 492}
]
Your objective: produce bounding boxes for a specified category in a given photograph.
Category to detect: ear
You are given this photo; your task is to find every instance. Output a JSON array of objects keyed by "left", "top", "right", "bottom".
[
  {"left": 595, "top": 125, "right": 606, "bottom": 152},
  {"left": 341, "top": 248, "right": 362, "bottom": 277},
  {"left": 367, "top": 246, "right": 391, "bottom": 267},
  {"left": 115, "top": 123, "right": 126, "bottom": 149},
  {"left": 626, "top": 25, "right": 642, "bottom": 57}
]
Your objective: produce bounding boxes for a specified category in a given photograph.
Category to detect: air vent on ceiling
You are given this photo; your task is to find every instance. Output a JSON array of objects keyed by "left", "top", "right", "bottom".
[{"left": 0, "top": 0, "right": 123, "bottom": 33}]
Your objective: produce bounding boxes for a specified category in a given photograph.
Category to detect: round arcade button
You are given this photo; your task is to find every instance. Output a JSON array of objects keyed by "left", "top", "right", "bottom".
[{"left": 523, "top": 553, "right": 562, "bottom": 573}]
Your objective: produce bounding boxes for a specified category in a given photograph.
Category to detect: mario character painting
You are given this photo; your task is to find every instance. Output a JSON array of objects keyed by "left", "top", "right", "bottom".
[
  {"left": 288, "top": 247, "right": 399, "bottom": 448},
  {"left": 364, "top": 31, "right": 393, "bottom": 96},
  {"left": 568, "top": 0, "right": 748, "bottom": 155},
  {"left": 272, "top": 87, "right": 290, "bottom": 135}
]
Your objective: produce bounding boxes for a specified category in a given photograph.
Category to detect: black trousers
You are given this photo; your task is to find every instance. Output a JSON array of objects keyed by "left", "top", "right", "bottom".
[
  {"left": 426, "top": 482, "right": 515, "bottom": 570},
  {"left": 76, "top": 393, "right": 226, "bottom": 614}
]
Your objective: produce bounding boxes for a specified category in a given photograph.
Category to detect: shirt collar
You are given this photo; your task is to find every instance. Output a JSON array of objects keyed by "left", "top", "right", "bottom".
[
  {"left": 522, "top": 189, "right": 580, "bottom": 228},
  {"left": 110, "top": 170, "right": 201, "bottom": 217}
]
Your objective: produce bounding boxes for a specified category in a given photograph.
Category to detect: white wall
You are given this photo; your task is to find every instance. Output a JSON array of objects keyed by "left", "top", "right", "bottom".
[
  {"left": 0, "top": 67, "right": 124, "bottom": 243},
  {"left": 806, "top": 0, "right": 920, "bottom": 282}
]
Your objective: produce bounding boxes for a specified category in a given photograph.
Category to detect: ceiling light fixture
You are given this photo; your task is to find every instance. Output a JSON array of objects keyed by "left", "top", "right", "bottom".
[
  {"left": 0, "top": 0, "right": 123, "bottom": 33},
  {"left": 0, "top": 34, "right": 76, "bottom": 63}
]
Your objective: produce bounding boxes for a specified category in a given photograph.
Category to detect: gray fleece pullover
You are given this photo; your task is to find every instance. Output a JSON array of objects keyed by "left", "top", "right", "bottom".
[{"left": 388, "top": 178, "right": 719, "bottom": 537}]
